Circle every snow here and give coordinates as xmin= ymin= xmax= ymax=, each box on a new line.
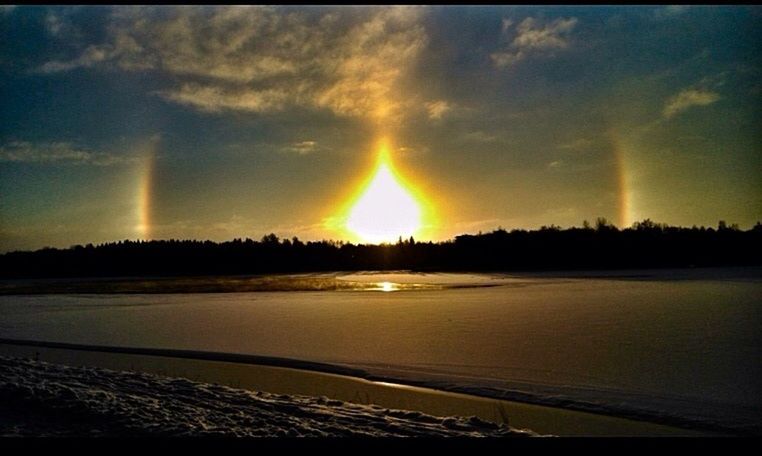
xmin=0 ymin=356 xmax=534 ymax=437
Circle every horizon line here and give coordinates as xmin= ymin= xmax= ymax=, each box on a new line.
xmin=4 ymin=218 xmax=760 ymax=255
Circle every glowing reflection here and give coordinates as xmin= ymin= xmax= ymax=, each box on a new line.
xmin=378 ymin=281 xmax=397 ymax=292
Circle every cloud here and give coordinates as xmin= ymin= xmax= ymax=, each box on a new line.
xmin=38 ymin=6 xmax=428 ymax=122
xmin=557 ymin=138 xmax=595 ymax=152
xmin=460 ymin=131 xmax=499 ymax=143
xmin=653 ymin=6 xmax=690 ymax=20
xmin=500 ymin=18 xmax=513 ymax=33
xmin=0 ymin=141 xmax=138 ymax=166
xmin=282 ymin=141 xmax=319 ymax=155
xmin=491 ymin=16 xmax=578 ymax=68
xmin=512 ymin=17 xmax=577 ymax=50
xmin=38 ymin=45 xmax=112 ymax=73
xmin=662 ymin=88 xmax=721 ymax=119
xmin=45 ymin=12 xmax=64 ymax=36
xmin=394 ymin=144 xmax=430 ymax=157
xmin=424 ymin=100 xmax=452 ymax=120
xmin=157 ymin=84 xmax=289 ymax=113
xmin=491 ymin=52 xmax=524 ymax=68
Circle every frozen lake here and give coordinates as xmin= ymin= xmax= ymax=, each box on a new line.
xmin=1 ymin=268 xmax=760 ymax=434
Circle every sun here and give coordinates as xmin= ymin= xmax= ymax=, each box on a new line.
xmin=336 ymin=139 xmax=432 ymax=244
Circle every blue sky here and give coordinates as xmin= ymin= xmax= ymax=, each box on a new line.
xmin=1 ymin=6 xmax=760 ymax=251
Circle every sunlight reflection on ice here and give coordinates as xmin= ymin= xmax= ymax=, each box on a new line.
xmin=369 ymin=281 xmax=398 ymax=292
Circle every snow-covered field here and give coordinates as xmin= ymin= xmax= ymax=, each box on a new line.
xmin=0 ymin=356 xmax=533 ymax=437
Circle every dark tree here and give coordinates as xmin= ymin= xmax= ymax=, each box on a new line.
xmin=0 ymin=219 xmax=759 ymax=279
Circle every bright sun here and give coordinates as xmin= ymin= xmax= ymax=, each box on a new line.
xmin=344 ymin=141 xmax=426 ymax=244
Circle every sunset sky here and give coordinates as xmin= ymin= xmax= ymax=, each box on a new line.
xmin=1 ymin=5 xmax=760 ymax=251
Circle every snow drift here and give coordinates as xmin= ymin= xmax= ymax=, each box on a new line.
xmin=0 ymin=356 xmax=534 ymax=437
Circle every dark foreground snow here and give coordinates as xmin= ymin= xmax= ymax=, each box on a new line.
xmin=0 ymin=356 xmax=533 ymax=437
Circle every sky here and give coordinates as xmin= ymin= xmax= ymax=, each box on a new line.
xmin=1 ymin=5 xmax=760 ymax=251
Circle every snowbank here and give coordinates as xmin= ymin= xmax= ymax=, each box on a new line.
xmin=0 ymin=356 xmax=533 ymax=437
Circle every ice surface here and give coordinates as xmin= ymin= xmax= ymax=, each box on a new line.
xmin=1 ymin=269 xmax=760 ymax=435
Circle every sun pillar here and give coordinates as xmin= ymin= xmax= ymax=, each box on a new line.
xmin=134 ymin=135 xmax=160 ymax=240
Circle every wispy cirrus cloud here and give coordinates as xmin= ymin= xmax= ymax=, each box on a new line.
xmin=460 ymin=130 xmax=500 ymax=144
xmin=43 ymin=8 xmax=86 ymax=39
xmin=157 ymin=84 xmax=289 ymax=114
xmin=491 ymin=16 xmax=578 ymax=68
xmin=653 ymin=5 xmax=690 ymax=20
xmin=38 ymin=6 xmax=429 ymax=123
xmin=0 ymin=141 xmax=137 ymax=166
xmin=662 ymin=88 xmax=721 ymax=119
xmin=557 ymin=138 xmax=596 ymax=152
xmin=282 ymin=141 xmax=320 ymax=155
xmin=424 ymin=100 xmax=453 ymax=120
xmin=38 ymin=45 xmax=111 ymax=73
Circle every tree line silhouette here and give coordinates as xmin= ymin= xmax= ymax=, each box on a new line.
xmin=1 ymin=218 xmax=760 ymax=279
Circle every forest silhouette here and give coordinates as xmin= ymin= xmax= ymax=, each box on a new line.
xmin=1 ymin=218 xmax=760 ymax=279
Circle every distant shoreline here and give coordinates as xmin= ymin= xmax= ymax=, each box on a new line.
xmin=1 ymin=266 xmax=759 ymax=295
xmin=2 ymin=224 xmax=760 ymax=279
